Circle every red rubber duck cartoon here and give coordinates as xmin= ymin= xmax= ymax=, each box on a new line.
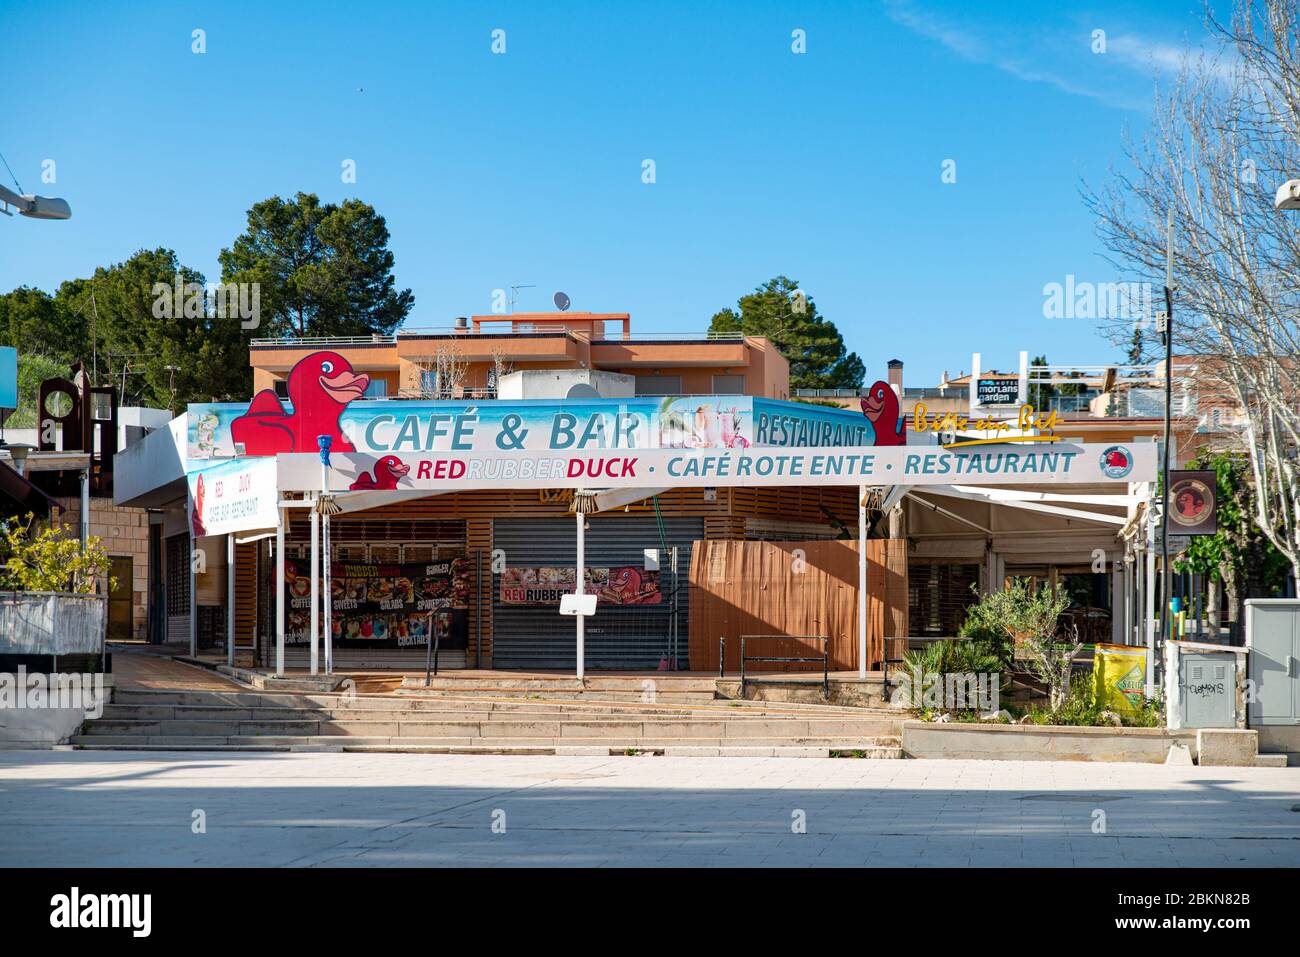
xmin=348 ymin=455 xmax=410 ymax=491
xmin=601 ymin=566 xmax=658 ymax=605
xmin=1105 ymin=448 xmax=1130 ymax=471
xmin=860 ymin=380 xmax=905 ymax=446
xmin=230 ymin=351 xmax=369 ymax=455
xmin=191 ymin=473 xmax=206 ymax=536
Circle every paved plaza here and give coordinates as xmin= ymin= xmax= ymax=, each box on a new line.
xmin=1 ymin=751 xmax=1297 ymax=867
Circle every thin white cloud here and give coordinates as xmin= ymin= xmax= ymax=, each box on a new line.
xmin=882 ymin=0 xmax=1221 ymax=111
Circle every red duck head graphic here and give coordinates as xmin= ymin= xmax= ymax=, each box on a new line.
xmin=860 ymin=381 xmax=895 ymax=423
xmin=290 ymin=352 xmax=370 ymax=411
xmin=1106 ymin=449 xmax=1129 ymax=469
xmin=860 ymin=380 xmax=905 ymax=445
xmin=375 ymin=455 xmax=410 ymax=481
xmin=348 ymin=454 xmax=410 ymax=491
xmin=610 ymin=567 xmax=641 ymax=594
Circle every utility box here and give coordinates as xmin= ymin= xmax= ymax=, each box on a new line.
xmin=1164 ymin=640 xmax=1247 ymax=730
xmin=1179 ymin=652 xmax=1237 ymax=729
xmin=1245 ymin=599 xmax=1300 ymax=726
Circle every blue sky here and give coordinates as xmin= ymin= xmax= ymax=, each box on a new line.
xmin=0 ymin=0 xmax=1222 ymax=386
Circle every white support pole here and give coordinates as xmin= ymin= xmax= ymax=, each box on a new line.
xmin=226 ymin=534 xmax=236 ymax=667
xmin=79 ymin=467 xmax=90 ymax=548
xmin=1145 ymin=508 xmax=1158 ymax=698
xmin=858 ymin=484 xmax=867 ymax=679
xmin=575 ymin=506 xmax=585 ymax=681
xmin=275 ymin=507 xmax=286 ymax=677
xmin=187 ymin=499 xmax=197 ymax=659
xmin=309 ymin=504 xmax=320 ymax=676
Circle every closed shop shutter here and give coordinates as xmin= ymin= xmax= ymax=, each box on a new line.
xmin=908 ymin=562 xmax=980 ymax=637
xmin=492 ymin=514 xmax=703 ymax=669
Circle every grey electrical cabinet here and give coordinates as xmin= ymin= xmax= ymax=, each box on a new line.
xmin=1179 ymin=653 xmax=1236 ymax=729
xmin=1245 ymin=600 xmax=1300 ymax=726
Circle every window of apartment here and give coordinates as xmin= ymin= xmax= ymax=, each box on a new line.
xmin=364 ymin=378 xmax=388 ymax=398
xmin=419 ymin=370 xmax=454 ymax=398
xmin=635 ymin=375 xmax=683 ymax=396
xmin=274 ymin=379 xmax=289 ymax=399
xmin=712 ymin=374 xmax=746 ymax=394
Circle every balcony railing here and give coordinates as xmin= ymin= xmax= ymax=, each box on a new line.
xmin=252 ymin=328 xmax=748 ymax=348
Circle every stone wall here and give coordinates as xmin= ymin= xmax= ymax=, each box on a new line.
xmin=55 ymin=496 xmax=151 ymax=640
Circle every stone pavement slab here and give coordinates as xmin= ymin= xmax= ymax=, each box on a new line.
xmin=0 ymin=751 xmax=1296 ymax=867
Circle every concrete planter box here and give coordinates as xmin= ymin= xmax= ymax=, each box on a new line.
xmin=902 ymin=720 xmax=1198 ymax=764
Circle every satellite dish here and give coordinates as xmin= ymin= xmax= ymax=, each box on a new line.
xmin=566 ymin=383 xmax=599 ymax=399
xmin=553 ymin=291 xmax=571 ymax=311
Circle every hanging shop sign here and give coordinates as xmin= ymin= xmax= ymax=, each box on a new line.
xmin=499 ymin=566 xmax=662 ymax=605
xmin=187 ymin=456 xmax=279 ymax=537
xmin=274 ymin=442 xmax=1157 ymax=493
xmin=186 ymin=352 xmax=898 ymax=463
xmin=283 ymin=557 xmax=470 ymax=649
xmin=1168 ymin=470 xmax=1217 ymax=536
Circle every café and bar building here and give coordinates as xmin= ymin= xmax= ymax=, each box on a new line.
xmin=113 ymin=312 xmax=1156 ymax=676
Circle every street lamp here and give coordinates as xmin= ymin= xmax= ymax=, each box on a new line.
xmin=0 ymin=183 xmax=71 ymax=220
xmin=3 ymin=442 xmax=35 ymax=475
xmin=1275 ymin=179 xmax=1300 ymax=210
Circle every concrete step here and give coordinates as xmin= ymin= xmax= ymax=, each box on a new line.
xmin=403 ymin=675 xmax=721 ymax=692
xmin=100 ymin=699 xmax=882 ymax=721
xmin=82 ymin=715 xmax=903 ymax=739
xmin=397 ymin=687 xmax=721 ymax=703
xmin=70 ymin=735 xmax=903 ymax=756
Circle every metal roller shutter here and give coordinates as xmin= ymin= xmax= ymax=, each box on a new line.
xmin=492 ymin=514 xmax=703 ymax=669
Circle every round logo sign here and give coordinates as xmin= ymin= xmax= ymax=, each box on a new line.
xmin=1099 ymin=445 xmax=1134 ymax=479
xmin=1170 ymin=477 xmax=1213 ymax=527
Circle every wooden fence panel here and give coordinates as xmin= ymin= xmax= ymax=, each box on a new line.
xmin=688 ymin=538 xmax=907 ymax=673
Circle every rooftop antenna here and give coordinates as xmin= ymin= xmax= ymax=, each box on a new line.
xmin=508 ymin=284 xmax=535 ymax=314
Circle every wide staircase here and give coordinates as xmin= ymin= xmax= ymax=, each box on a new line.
xmin=73 ymin=686 xmax=904 ymax=757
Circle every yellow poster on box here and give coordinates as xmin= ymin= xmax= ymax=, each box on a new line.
xmin=1094 ymin=643 xmax=1148 ymax=712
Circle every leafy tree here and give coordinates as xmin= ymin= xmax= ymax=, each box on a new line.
xmin=0 ymin=513 xmax=114 ymax=594
xmin=5 ymin=354 xmax=68 ymax=428
xmin=73 ymin=249 xmax=249 ymax=411
xmin=708 ymin=276 xmax=864 ymax=389
xmin=962 ymin=578 xmax=1080 ymax=710
xmin=1174 ymin=451 xmax=1289 ymax=634
xmin=0 ymin=286 xmax=87 ymax=361
xmin=219 ymin=192 xmax=414 ymax=339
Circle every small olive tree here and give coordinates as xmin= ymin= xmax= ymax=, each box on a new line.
xmin=964 ymin=578 xmax=1080 ymax=710
xmin=0 ymin=514 xmax=115 ymax=594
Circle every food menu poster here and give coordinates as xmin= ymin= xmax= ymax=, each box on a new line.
xmin=283 ymin=557 xmax=470 ymax=649
xmin=499 ymin=566 xmax=662 ymax=606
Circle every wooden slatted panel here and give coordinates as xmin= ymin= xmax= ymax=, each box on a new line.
xmin=688 ymin=538 xmax=908 ymax=673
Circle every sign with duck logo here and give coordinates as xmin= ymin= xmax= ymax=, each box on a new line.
xmin=1099 ymin=445 xmax=1134 ymax=479
xmin=188 ymin=351 xmax=901 ymax=464
xmin=1169 ymin=469 xmax=1217 ymax=535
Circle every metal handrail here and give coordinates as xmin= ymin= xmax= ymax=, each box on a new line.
xmin=718 ymin=635 xmax=725 ymax=678
xmin=739 ymin=635 xmax=829 ymax=700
